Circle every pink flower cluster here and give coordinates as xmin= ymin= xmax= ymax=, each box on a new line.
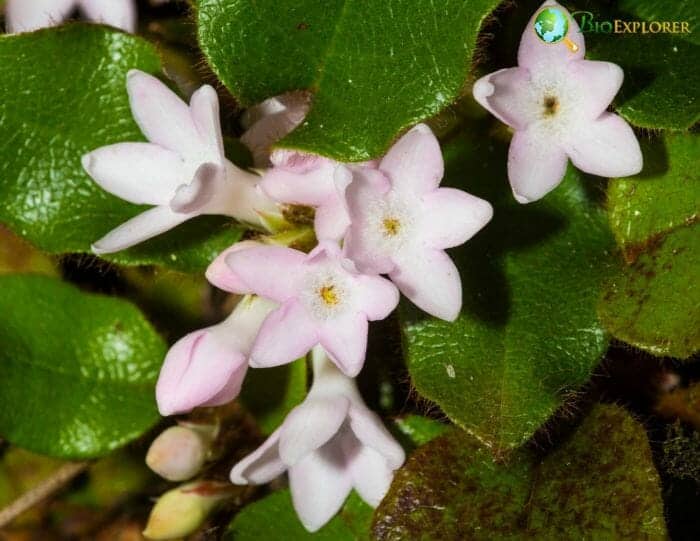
xmin=81 ymin=1 xmax=642 ymax=531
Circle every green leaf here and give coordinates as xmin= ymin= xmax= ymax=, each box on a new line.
xmin=225 ymin=489 xmax=372 ymax=540
xmin=601 ymin=134 xmax=699 ymax=358
xmin=599 ymin=226 xmax=699 ymax=358
xmin=0 ymin=25 xmax=243 ymax=273
xmin=240 ymin=358 xmax=308 ymax=435
xmin=0 ymin=274 xmax=165 ymax=458
xmin=373 ymin=405 xmax=667 ymax=539
xmin=608 ymin=134 xmax=698 ymax=252
xmin=587 ymin=19 xmax=700 ymax=130
xmin=401 ymin=129 xmax=613 ymax=450
xmin=393 ymin=416 xmax=449 ymax=449
xmin=197 ymin=0 xmax=501 ymax=161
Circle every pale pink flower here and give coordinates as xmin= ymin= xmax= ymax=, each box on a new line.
xmin=240 ymin=93 xmax=311 ymax=167
xmin=472 ymin=0 xmax=642 ymax=203
xmin=83 ymin=70 xmax=278 ymax=254
xmin=5 ymin=0 xmax=136 ymax=33
xmin=156 ymin=295 xmax=277 ymax=416
xmin=231 ymin=347 xmax=405 ymax=532
xmin=220 ymin=241 xmax=399 ymax=376
xmin=343 ymin=124 xmax=493 ymax=321
xmin=261 ymin=150 xmax=355 ymax=241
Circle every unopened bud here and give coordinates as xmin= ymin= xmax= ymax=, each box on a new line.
xmin=143 ymin=481 xmax=233 ymax=540
xmin=146 ymin=422 xmax=217 ymax=481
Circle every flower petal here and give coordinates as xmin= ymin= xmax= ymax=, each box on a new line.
xmin=568 ymin=60 xmax=623 ymax=120
xmin=420 ymin=188 xmax=493 ymax=249
xmin=261 ymin=152 xmax=338 ymax=206
xmin=564 ymin=113 xmax=642 ymax=178
xmin=5 ymin=0 xmax=74 ymax=33
xmin=126 ymin=70 xmax=204 ymax=159
xmin=230 ymin=429 xmax=285 ymax=485
xmin=92 ymin=206 xmax=192 ymax=254
xmin=517 ymin=1 xmax=585 ymax=70
xmin=289 ymin=445 xmax=353 ymax=532
xmin=78 ymin=0 xmax=136 ymax=32
xmin=472 ymin=67 xmax=535 ymax=130
xmin=380 ymin=124 xmax=443 ymax=196
xmin=169 ymin=162 xmax=222 ymax=213
xmin=205 ymin=241 xmax=266 ymax=292
xmin=390 ymin=249 xmax=462 ymax=321
xmin=314 ymin=195 xmax=352 ymax=242
xmin=344 ymin=439 xmax=395 ymax=507
xmin=348 ymin=406 xmax=406 ymax=469
xmin=189 ymin=85 xmax=225 ymax=162
xmin=224 ymin=245 xmax=306 ymax=300
xmin=155 ymin=330 xmax=247 ymax=416
xmin=507 ymin=128 xmax=568 ymax=203
xmin=82 ymin=143 xmax=183 ymax=205
xmin=319 ymin=313 xmax=368 ymax=377
xmin=354 ymin=274 xmax=400 ymax=321
xmin=278 ymin=396 xmax=351 ymax=466
xmin=249 ymin=300 xmax=319 ymax=368
xmin=343 ymin=167 xmax=395 ymax=274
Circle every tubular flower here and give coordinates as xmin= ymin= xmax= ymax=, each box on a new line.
xmin=5 ymin=0 xmax=137 ymax=33
xmin=155 ymin=295 xmax=277 ymax=416
xmin=83 ymin=70 xmax=279 ymax=254
xmin=231 ymin=347 xmax=405 ymax=532
xmin=472 ymin=0 xmax=642 ymax=203
xmin=343 ymin=124 xmax=493 ymax=321
xmin=221 ymin=241 xmax=399 ymax=377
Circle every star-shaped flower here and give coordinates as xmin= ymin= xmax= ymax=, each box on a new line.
xmin=231 ymin=347 xmax=405 ymax=532
xmin=155 ymin=294 xmax=277 ymax=416
xmin=83 ymin=70 xmax=279 ymax=254
xmin=472 ymin=0 xmax=642 ymax=203
xmin=219 ymin=241 xmax=399 ymax=376
xmin=343 ymin=124 xmax=493 ymax=321
xmin=5 ymin=0 xmax=137 ymax=33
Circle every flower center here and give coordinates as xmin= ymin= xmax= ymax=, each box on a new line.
xmin=319 ymin=284 xmax=339 ymax=306
xmin=301 ymin=266 xmax=352 ymax=321
xmin=542 ymin=95 xmax=559 ymax=117
xmin=382 ymin=217 xmax=401 ymax=237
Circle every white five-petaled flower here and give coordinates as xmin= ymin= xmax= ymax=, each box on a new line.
xmin=82 ymin=70 xmax=279 ymax=254
xmin=343 ymin=124 xmax=493 ymax=321
xmin=5 ymin=0 xmax=137 ymax=33
xmin=219 ymin=240 xmax=400 ymax=377
xmin=231 ymin=347 xmax=405 ymax=532
xmin=473 ymin=0 xmax=643 ymax=204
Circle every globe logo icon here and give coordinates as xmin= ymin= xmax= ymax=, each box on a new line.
xmin=534 ymin=7 xmax=569 ymax=43
xmin=533 ymin=7 xmax=579 ymax=52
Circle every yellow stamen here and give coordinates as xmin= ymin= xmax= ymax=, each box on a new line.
xmin=319 ymin=285 xmax=339 ymax=306
xmin=382 ymin=217 xmax=401 ymax=236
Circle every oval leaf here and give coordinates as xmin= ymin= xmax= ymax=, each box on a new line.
xmin=601 ymin=134 xmax=700 ymax=358
xmin=197 ymin=0 xmax=502 ymax=160
xmin=374 ymin=405 xmax=667 ymax=539
xmin=0 ymin=274 xmax=166 ymax=458
xmin=401 ymin=130 xmax=613 ymax=450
